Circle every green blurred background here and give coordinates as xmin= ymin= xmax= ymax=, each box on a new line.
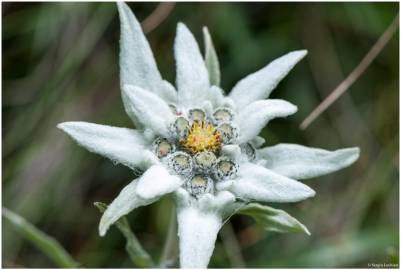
xmin=2 ymin=2 xmax=399 ymax=268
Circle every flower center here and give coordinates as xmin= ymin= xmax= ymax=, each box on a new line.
xmin=181 ymin=121 xmax=221 ymax=153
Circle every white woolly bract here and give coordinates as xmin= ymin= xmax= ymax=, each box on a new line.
xmin=160 ymin=80 xmax=179 ymax=104
xmin=123 ymin=85 xmax=175 ymax=137
xmin=175 ymin=189 xmax=236 ymax=268
xmin=259 ymin=144 xmax=360 ymax=180
xmin=136 ymin=165 xmax=183 ymax=200
xmin=118 ymin=3 xmax=178 ymax=120
xmin=57 ymin=121 xmax=157 ymax=170
xmin=229 ymin=50 xmax=307 ymax=108
xmin=228 ymin=163 xmax=315 ymax=202
xmin=99 ymin=179 xmax=158 ymax=236
xmin=235 ymin=99 xmax=298 ymax=144
xmin=174 ymin=23 xmax=211 ymax=107
xmin=117 ymin=2 xmax=161 ymax=93
xmin=177 ymin=206 xmax=221 ymax=268
xmin=208 ymin=85 xmax=226 ymax=109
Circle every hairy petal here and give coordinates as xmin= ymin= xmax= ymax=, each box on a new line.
xmin=226 ymin=163 xmax=315 ymax=202
xmin=57 ymin=122 xmax=156 ymax=170
xmin=174 ymin=23 xmax=211 ymax=107
xmin=117 ymin=2 xmax=161 ymax=92
xmin=259 ymin=144 xmax=360 ymax=179
xmin=235 ymin=99 xmax=297 ymax=144
xmin=117 ymin=2 xmax=171 ymax=126
xmin=229 ymin=50 xmax=307 ymax=108
xmin=177 ymin=207 xmax=220 ymax=268
xmin=160 ymin=80 xmax=178 ymax=104
xmin=208 ymin=85 xmax=226 ymax=108
xmin=123 ymin=85 xmax=175 ymax=137
xmin=136 ymin=165 xmax=183 ymax=200
xmin=99 ymin=178 xmax=158 ymax=236
xmin=175 ymin=189 xmax=235 ymax=268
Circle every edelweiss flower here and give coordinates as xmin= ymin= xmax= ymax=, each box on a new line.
xmin=58 ymin=3 xmax=360 ymax=268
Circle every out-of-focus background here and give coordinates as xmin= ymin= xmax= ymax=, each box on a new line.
xmin=2 ymin=2 xmax=399 ymax=268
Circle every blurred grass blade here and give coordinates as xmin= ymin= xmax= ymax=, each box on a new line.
xmin=203 ymin=26 xmax=221 ymax=86
xmin=267 ymin=229 xmax=398 ymax=267
xmin=94 ymin=202 xmax=155 ymax=268
xmin=239 ymin=203 xmax=310 ymax=235
xmin=2 ymin=208 xmax=79 ymax=268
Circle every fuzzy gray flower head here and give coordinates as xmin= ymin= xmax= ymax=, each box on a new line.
xmin=58 ymin=2 xmax=360 ymax=268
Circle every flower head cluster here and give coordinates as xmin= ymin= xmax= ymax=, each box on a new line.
xmin=58 ymin=3 xmax=359 ymax=268
xmin=153 ymin=104 xmax=242 ymax=198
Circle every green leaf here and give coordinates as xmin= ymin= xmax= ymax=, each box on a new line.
xmin=238 ymin=203 xmax=310 ymax=235
xmin=94 ymin=202 xmax=155 ymax=268
xmin=2 ymin=208 xmax=79 ymax=268
xmin=203 ymin=26 xmax=221 ymax=87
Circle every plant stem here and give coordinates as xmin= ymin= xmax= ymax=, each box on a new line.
xmin=2 ymin=208 xmax=80 ymax=268
xmin=220 ymin=221 xmax=246 ymax=268
xmin=300 ymin=13 xmax=399 ymax=130
xmin=159 ymin=206 xmax=178 ymax=268
xmin=141 ymin=2 xmax=175 ymax=34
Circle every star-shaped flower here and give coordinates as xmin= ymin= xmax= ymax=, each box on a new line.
xmin=58 ymin=3 xmax=360 ymax=268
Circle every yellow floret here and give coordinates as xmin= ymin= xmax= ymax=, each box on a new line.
xmin=181 ymin=121 xmax=221 ymax=153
